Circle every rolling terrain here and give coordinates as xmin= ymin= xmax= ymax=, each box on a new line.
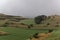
xmin=0 ymin=27 xmax=48 ymax=40
xmin=20 ymin=15 xmax=60 ymax=29
xmin=0 ymin=14 xmax=60 ymax=40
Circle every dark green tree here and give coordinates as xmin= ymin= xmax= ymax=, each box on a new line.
xmin=34 ymin=15 xmax=47 ymax=24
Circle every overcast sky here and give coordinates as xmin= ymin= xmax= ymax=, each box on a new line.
xmin=0 ymin=0 xmax=60 ymax=18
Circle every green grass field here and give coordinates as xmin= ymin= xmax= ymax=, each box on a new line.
xmin=0 ymin=27 xmax=60 ymax=40
xmin=46 ymin=29 xmax=60 ymax=40
xmin=20 ymin=19 xmax=35 ymax=25
xmin=0 ymin=27 xmax=48 ymax=40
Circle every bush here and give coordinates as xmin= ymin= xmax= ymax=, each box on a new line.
xmin=48 ymin=29 xmax=53 ymax=33
xmin=2 ymin=24 xmax=7 ymax=27
xmin=20 ymin=23 xmax=26 ymax=25
xmin=47 ymin=23 xmax=50 ymax=25
xmin=5 ymin=22 xmax=9 ymax=25
xmin=34 ymin=15 xmax=47 ymax=24
xmin=55 ymin=25 xmax=59 ymax=27
xmin=33 ymin=33 xmax=39 ymax=38
xmin=30 ymin=24 xmax=33 ymax=27
xmin=27 ymin=25 xmax=31 ymax=29
xmin=34 ymin=16 xmax=41 ymax=24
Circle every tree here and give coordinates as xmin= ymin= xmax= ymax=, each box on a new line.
xmin=34 ymin=15 xmax=47 ymax=24
xmin=40 ymin=15 xmax=47 ymax=20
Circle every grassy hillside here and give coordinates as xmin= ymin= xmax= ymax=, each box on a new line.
xmin=0 ymin=14 xmax=60 ymax=29
xmin=0 ymin=27 xmax=48 ymax=40
xmin=19 ymin=15 xmax=60 ymax=29
xmin=0 ymin=13 xmax=28 ymax=27
xmin=20 ymin=19 xmax=35 ymax=25
xmin=46 ymin=29 xmax=60 ymax=40
xmin=0 ymin=13 xmax=26 ymax=21
xmin=0 ymin=20 xmax=8 ymax=26
xmin=0 ymin=14 xmax=60 ymax=40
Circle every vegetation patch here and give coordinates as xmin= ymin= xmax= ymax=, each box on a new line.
xmin=0 ymin=31 xmax=9 ymax=36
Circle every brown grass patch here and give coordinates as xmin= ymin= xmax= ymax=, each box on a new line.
xmin=0 ymin=31 xmax=9 ymax=36
xmin=28 ymin=33 xmax=52 ymax=40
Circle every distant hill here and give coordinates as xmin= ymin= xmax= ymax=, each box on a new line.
xmin=0 ymin=13 xmax=28 ymax=27
xmin=0 ymin=13 xmax=60 ymax=29
xmin=20 ymin=15 xmax=60 ymax=29
xmin=0 ymin=13 xmax=27 ymax=20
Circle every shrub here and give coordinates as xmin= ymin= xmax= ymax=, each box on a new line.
xmin=30 ymin=24 xmax=33 ymax=27
xmin=47 ymin=23 xmax=50 ymax=25
xmin=5 ymin=22 xmax=9 ymax=25
xmin=34 ymin=16 xmax=41 ymax=24
xmin=2 ymin=24 xmax=7 ymax=27
xmin=20 ymin=23 xmax=26 ymax=25
xmin=55 ymin=25 xmax=59 ymax=27
xmin=33 ymin=33 xmax=39 ymax=38
xmin=34 ymin=15 xmax=47 ymax=24
xmin=48 ymin=29 xmax=53 ymax=33
xmin=27 ymin=25 xmax=31 ymax=29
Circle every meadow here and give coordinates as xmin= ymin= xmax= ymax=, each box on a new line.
xmin=0 ymin=15 xmax=60 ymax=40
xmin=0 ymin=27 xmax=48 ymax=40
xmin=20 ymin=19 xmax=35 ymax=25
xmin=46 ymin=29 xmax=60 ymax=40
xmin=19 ymin=17 xmax=60 ymax=40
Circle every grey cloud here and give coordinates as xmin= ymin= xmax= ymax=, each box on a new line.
xmin=0 ymin=0 xmax=60 ymax=18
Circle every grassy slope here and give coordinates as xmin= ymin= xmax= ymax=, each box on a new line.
xmin=20 ymin=17 xmax=60 ymax=29
xmin=20 ymin=19 xmax=35 ymax=25
xmin=0 ymin=27 xmax=48 ymax=40
xmin=0 ymin=20 xmax=8 ymax=26
xmin=46 ymin=29 xmax=60 ymax=40
xmin=0 ymin=15 xmax=60 ymax=40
